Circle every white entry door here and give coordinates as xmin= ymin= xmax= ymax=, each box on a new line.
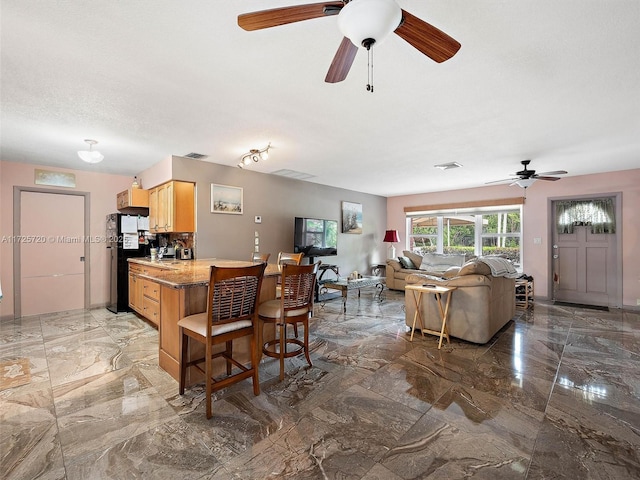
xmin=20 ymin=192 xmax=85 ymax=315
xmin=552 ymin=199 xmax=618 ymax=307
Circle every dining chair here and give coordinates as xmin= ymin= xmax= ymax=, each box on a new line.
xmin=275 ymin=251 xmax=306 ymax=336
xmin=275 ymin=252 xmax=304 ymax=297
xmin=178 ymin=263 xmax=266 ymax=419
xmin=251 ymin=252 xmax=271 ymax=263
xmin=276 ymin=252 xmax=304 ymax=266
xmin=258 ymin=262 xmax=319 ymax=381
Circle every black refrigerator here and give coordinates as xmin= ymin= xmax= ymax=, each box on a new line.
xmin=106 ymin=213 xmax=148 ymax=313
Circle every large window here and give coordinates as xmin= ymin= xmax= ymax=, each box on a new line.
xmin=407 ymin=206 xmax=522 ymax=267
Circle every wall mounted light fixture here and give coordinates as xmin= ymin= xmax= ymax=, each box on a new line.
xmin=78 ymin=139 xmax=104 ymax=164
xmin=238 ymin=143 xmax=271 ymax=168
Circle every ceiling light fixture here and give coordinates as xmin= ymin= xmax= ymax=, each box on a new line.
xmin=338 ymin=0 xmax=402 ymax=92
xmin=237 ymin=143 xmax=271 ymax=169
xmin=511 ymin=178 xmax=536 ymax=188
xmin=77 ymin=139 xmax=104 ymax=164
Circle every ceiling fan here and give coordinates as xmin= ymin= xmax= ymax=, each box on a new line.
xmin=237 ymin=0 xmax=461 ymax=88
xmin=486 ymin=160 xmax=568 ymax=189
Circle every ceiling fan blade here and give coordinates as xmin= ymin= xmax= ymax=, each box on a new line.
xmin=485 ymin=178 xmax=516 ymax=185
xmin=238 ymin=2 xmax=343 ymax=31
xmin=536 ymin=170 xmax=568 ymax=176
xmin=325 ymin=37 xmax=358 ymax=83
xmin=533 ymin=176 xmax=562 ymax=181
xmin=394 ymin=10 xmax=461 ymax=63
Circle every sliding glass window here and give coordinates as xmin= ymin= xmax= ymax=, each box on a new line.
xmin=407 ymin=206 xmax=522 ymax=267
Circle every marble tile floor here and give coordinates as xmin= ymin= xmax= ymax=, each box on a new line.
xmin=1 ymin=290 xmax=639 ymax=479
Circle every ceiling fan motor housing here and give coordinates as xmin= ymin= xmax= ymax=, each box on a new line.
xmin=338 ymin=0 xmax=402 ymax=48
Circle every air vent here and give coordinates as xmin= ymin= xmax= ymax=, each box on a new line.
xmin=434 ymin=162 xmax=463 ymax=170
xmin=183 ymin=152 xmax=208 ymax=159
xmin=271 ymin=169 xmax=315 ymax=180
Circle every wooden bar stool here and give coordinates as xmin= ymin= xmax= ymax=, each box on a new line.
xmin=178 ymin=263 xmax=266 ymax=419
xmin=258 ymin=262 xmax=319 ymax=381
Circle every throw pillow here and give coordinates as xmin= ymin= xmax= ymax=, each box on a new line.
xmin=398 ymin=256 xmax=417 ymax=269
xmin=443 ymin=266 xmax=461 ymax=278
xmin=403 ymin=250 xmax=423 ymax=269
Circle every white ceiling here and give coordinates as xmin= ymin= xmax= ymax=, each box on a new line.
xmin=2 ymin=1 xmax=639 ymax=197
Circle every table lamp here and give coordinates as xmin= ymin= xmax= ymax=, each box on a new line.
xmin=383 ymin=229 xmax=400 ymax=259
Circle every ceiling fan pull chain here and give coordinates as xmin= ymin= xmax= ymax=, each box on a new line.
xmin=366 ymin=43 xmax=374 ymax=93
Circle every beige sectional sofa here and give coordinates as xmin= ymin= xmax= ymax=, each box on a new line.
xmin=388 ymin=251 xmax=517 ymax=344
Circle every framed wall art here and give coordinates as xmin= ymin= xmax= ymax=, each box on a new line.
xmin=211 ymin=184 xmax=243 ymax=214
xmin=34 ymin=169 xmax=76 ymax=188
xmin=342 ymin=201 xmax=362 ymax=234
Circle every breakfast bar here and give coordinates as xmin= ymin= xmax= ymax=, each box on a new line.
xmin=128 ymin=258 xmax=280 ymax=385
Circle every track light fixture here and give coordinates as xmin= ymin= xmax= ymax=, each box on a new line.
xmin=78 ymin=139 xmax=104 ymax=164
xmin=238 ymin=143 xmax=271 ymax=168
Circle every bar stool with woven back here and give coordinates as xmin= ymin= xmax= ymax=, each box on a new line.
xmin=275 ymin=252 xmax=305 ymax=336
xmin=177 ymin=263 xmax=266 ymax=419
xmin=251 ymin=252 xmax=271 ymax=263
xmin=258 ymin=262 xmax=319 ymax=381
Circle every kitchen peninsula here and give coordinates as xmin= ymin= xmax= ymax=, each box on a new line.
xmin=128 ymin=258 xmax=280 ymax=384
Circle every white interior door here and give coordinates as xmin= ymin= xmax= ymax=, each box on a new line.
xmin=20 ymin=192 xmax=85 ymax=315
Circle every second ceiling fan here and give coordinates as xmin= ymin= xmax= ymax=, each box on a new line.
xmin=237 ymin=0 xmax=461 ymax=88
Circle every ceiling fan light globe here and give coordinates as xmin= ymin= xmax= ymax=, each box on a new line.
xmin=78 ymin=150 xmax=104 ymax=164
xmin=512 ymin=178 xmax=536 ymax=188
xmin=338 ymin=0 xmax=402 ymax=48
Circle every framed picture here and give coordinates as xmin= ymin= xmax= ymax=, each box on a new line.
xmin=34 ymin=169 xmax=76 ymax=188
xmin=211 ymin=184 xmax=243 ymax=214
xmin=342 ymin=201 xmax=362 ymax=234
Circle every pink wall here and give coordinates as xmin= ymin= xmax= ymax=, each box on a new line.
xmin=387 ymin=169 xmax=640 ymax=309
xmin=0 ymin=161 xmax=136 ymax=318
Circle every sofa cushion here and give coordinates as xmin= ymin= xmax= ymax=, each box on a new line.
xmin=443 ymin=266 xmax=461 ymax=278
xmin=403 ymin=250 xmax=424 ymax=269
xmin=419 ymin=253 xmax=466 ymax=273
xmin=387 ymin=259 xmax=402 ymax=271
xmin=405 ymin=273 xmax=445 ymax=285
xmin=398 ymin=256 xmax=417 ymax=269
xmin=459 ymin=260 xmax=492 ymax=276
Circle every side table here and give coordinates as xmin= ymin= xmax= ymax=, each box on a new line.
xmin=405 ymin=284 xmax=457 ymax=349
xmin=515 ymin=276 xmax=534 ymax=309
xmin=370 ymin=263 xmax=386 ymax=276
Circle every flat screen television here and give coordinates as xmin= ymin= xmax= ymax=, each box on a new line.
xmin=294 ymin=217 xmax=338 ymax=258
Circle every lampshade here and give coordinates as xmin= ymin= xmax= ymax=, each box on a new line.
xmin=78 ymin=139 xmax=104 ymax=164
xmin=338 ymin=0 xmax=402 ymax=48
xmin=383 ymin=229 xmax=400 ymax=243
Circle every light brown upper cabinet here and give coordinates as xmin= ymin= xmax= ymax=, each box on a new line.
xmin=117 ymin=188 xmax=149 ymax=210
xmin=148 ymin=180 xmax=195 ymax=233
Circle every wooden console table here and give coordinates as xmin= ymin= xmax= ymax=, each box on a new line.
xmin=405 ymin=284 xmax=456 ymax=349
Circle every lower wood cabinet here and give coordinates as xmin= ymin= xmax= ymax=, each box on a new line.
xmin=128 ymin=273 xmax=144 ymax=314
xmin=128 ymin=263 xmax=163 ymax=325
xmin=141 ymin=278 xmax=160 ymax=326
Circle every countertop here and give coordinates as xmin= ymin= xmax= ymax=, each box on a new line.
xmin=128 ymin=257 xmax=281 ymax=289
